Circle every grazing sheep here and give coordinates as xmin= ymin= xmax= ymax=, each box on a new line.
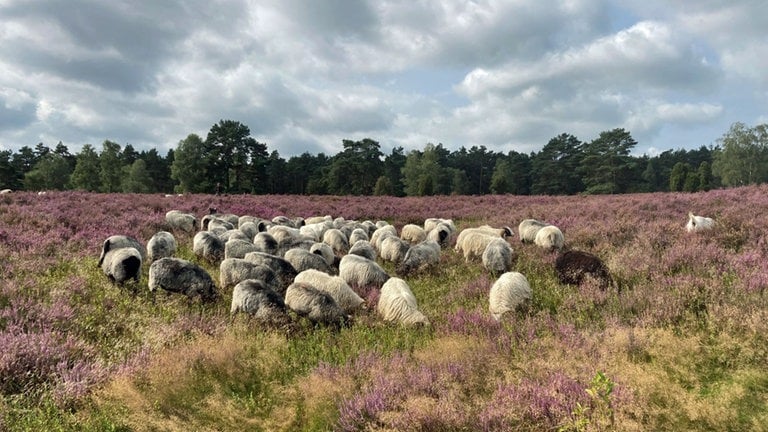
xmin=400 ymin=224 xmax=427 ymax=244
xmin=284 ymin=282 xmax=349 ymax=327
xmin=219 ymin=229 xmax=250 ymax=243
xmin=268 ymin=225 xmax=303 ymax=244
xmin=377 ymin=277 xmax=429 ymax=326
xmin=489 ymin=272 xmax=532 ymax=321
xmin=201 ymin=215 xmax=234 ymax=232
xmin=397 ymin=240 xmax=441 ymax=277
xmin=455 ymin=231 xmax=507 ymax=262
xmin=323 ymin=228 xmax=350 ymax=256
xmin=148 ymin=257 xmax=218 ymax=301
xmin=243 ymin=251 xmax=298 ymax=293
xmin=147 ymin=231 xmax=177 ymax=262
xmin=230 ymin=279 xmax=290 ymax=324
xmin=165 ymin=210 xmax=197 ymax=233
xmin=482 ymin=237 xmax=515 ymax=276
xmin=534 ymin=225 xmax=565 ymax=251
xmin=518 ymin=219 xmax=549 ymax=244
xmin=310 ymin=242 xmax=336 ymax=267
xmin=225 ymin=238 xmax=261 ymax=259
xmin=238 ymin=221 xmax=261 ymax=241
xmin=101 ymin=247 xmax=142 ymax=284
xmin=686 ymin=212 xmax=715 ymax=233
xmin=339 ymin=254 xmax=390 ymax=289
xmin=238 ymin=215 xmax=262 ymax=227
xmin=348 ymin=240 xmax=377 ymax=262
xmin=555 ymin=250 xmax=614 ymax=290
xmin=300 ymin=221 xmax=333 ymax=241
xmin=379 ymin=235 xmax=410 ymax=264
xmin=304 ymin=215 xmax=333 ymax=225
xmin=219 ymin=258 xmax=280 ymax=293
xmin=193 ymin=231 xmax=225 ymax=264
xmin=284 ymin=248 xmax=336 ymax=275
xmin=371 ymin=224 xmax=398 ymax=251
xmin=424 ymin=218 xmax=456 ymax=235
xmin=348 ymin=228 xmax=370 ymax=245
xmin=98 ymin=235 xmax=146 ymax=267
xmin=456 ymin=225 xmax=514 ymax=244
xmin=294 ymin=269 xmax=365 ymax=313
xmin=253 ymin=232 xmax=279 ymax=255
xmin=426 ymin=222 xmax=453 ymax=248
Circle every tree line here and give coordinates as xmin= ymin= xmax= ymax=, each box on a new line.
xmin=1 ymin=120 xmax=766 ymax=196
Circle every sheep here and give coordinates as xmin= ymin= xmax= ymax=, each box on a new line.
xmin=230 ymin=279 xmax=290 ymax=325
xmin=148 ymin=257 xmax=218 ymax=301
xmin=0 ymin=188 xmax=11 ymax=194
xmin=426 ymin=222 xmax=453 ymax=248
xmin=489 ymin=272 xmax=532 ymax=321
xmin=165 ymin=210 xmax=197 ymax=233
xmin=400 ymin=224 xmax=427 ymax=244
xmin=304 ymin=215 xmax=333 ymax=225
xmin=518 ymin=219 xmax=549 ymax=244
xmin=98 ymin=235 xmax=146 ymax=266
xmin=101 ymin=247 xmax=142 ymax=284
xmin=272 ymin=215 xmax=304 ymax=228
xmin=534 ymin=225 xmax=565 ymax=251
xmin=455 ymin=231 xmax=507 ymax=262
xmin=147 ymin=231 xmax=177 ymax=262
xmin=238 ymin=215 xmax=263 ymax=227
xmin=686 ymin=212 xmax=715 ymax=232
xmin=238 ymin=221 xmax=261 ymax=241
xmin=377 ymin=277 xmax=429 ymax=326
xmin=219 ymin=229 xmax=250 ymax=243
xmin=339 ymin=254 xmax=390 ymax=290
xmin=371 ymin=224 xmax=398 ymax=251
xmin=284 ymin=248 xmax=336 ymax=275
xmin=201 ymin=215 xmax=234 ymax=232
xmin=310 ymin=242 xmax=336 ymax=267
xmin=225 ymin=238 xmax=261 ymax=259
xmin=348 ymin=228 xmax=370 ymax=245
xmin=253 ymin=232 xmax=279 ymax=255
xmin=348 ymin=239 xmax=377 ymax=262
xmin=243 ymin=251 xmax=298 ymax=293
xmin=379 ymin=235 xmax=410 ymax=264
xmin=300 ymin=221 xmax=333 ymax=241
xmin=322 ymin=228 xmax=350 ymax=256
xmin=294 ymin=269 xmax=365 ymax=314
xmin=555 ymin=250 xmax=614 ymax=290
xmin=193 ymin=231 xmax=225 ymax=264
xmin=482 ymin=237 xmax=515 ymax=276
xmin=424 ymin=218 xmax=456 ymax=235
xmin=268 ymin=225 xmax=303 ymax=244
xmin=397 ymin=240 xmax=441 ymax=277
xmin=284 ymin=282 xmax=349 ymax=327
xmin=219 ymin=258 xmax=280 ymax=293
xmin=455 ymin=225 xmax=513 ymax=249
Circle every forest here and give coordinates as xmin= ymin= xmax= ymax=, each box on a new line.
xmin=1 ymin=120 xmax=766 ymax=196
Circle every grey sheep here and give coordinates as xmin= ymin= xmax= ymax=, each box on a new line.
xmin=148 ymin=257 xmax=218 ymax=301
xmin=225 ymin=238 xmax=261 ymax=259
xmin=518 ymin=219 xmax=549 ymax=244
xmin=397 ymin=239 xmax=441 ymax=277
xmin=237 ymin=221 xmax=261 ymax=242
xmin=322 ymin=228 xmax=350 ymax=256
xmin=426 ymin=222 xmax=453 ymax=248
xmin=243 ymin=251 xmax=298 ymax=294
xmin=284 ymin=248 xmax=337 ymax=275
xmin=348 ymin=228 xmax=370 ymax=245
xmin=489 ymin=272 xmax=531 ymax=321
xmin=230 ymin=279 xmax=290 ymax=324
xmin=219 ymin=258 xmax=280 ymax=293
xmin=379 ymin=235 xmax=410 ymax=264
xmin=165 ymin=210 xmax=197 ymax=233
xmin=294 ymin=269 xmax=365 ymax=314
xmin=193 ymin=231 xmax=225 ymax=264
xmin=284 ymin=282 xmax=349 ymax=327
xmin=201 ymin=214 xmax=234 ymax=232
xmin=147 ymin=231 xmax=177 ymax=262
xmin=482 ymin=237 xmax=515 ymax=276
xmin=424 ymin=218 xmax=456 ymax=235
xmin=339 ymin=254 xmax=390 ymax=289
xmin=348 ymin=239 xmax=377 ymax=262
xmin=377 ymin=277 xmax=429 ymax=326
xmin=253 ymin=232 xmax=279 ymax=255
xmin=98 ymin=235 xmax=146 ymax=266
xmin=101 ymin=247 xmax=142 ymax=284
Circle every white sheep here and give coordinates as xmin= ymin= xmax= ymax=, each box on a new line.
xmin=284 ymin=282 xmax=350 ymax=327
xmin=377 ymin=277 xmax=429 ymax=326
xmin=371 ymin=224 xmax=398 ymax=251
xmin=219 ymin=258 xmax=280 ymax=293
xmin=149 ymin=257 xmax=218 ymax=301
xmin=686 ymin=212 xmax=715 ymax=232
xmin=489 ymin=272 xmax=532 ymax=321
xmin=225 ymin=238 xmax=261 ymax=259
xmin=534 ymin=225 xmax=565 ymax=251
xmin=219 ymin=229 xmax=250 ymax=243
xmin=397 ymin=239 xmax=441 ymax=277
xmin=400 ymin=224 xmax=427 ymax=244
xmin=348 ymin=228 xmax=370 ymax=245
xmin=284 ymin=248 xmax=336 ymax=275
xmin=202 ymin=215 xmax=235 ymax=232
xmin=303 ymin=215 xmax=333 ymax=225
xmin=147 ymin=231 xmax=177 ymax=262
xmin=482 ymin=237 xmax=515 ymax=276
xmin=322 ymin=228 xmax=350 ymax=256
xmin=294 ymin=269 xmax=365 ymax=314
xmin=339 ymin=254 xmax=390 ymax=289
xmin=518 ymin=219 xmax=549 ymax=244
xmin=300 ymin=220 xmax=333 ymax=241
xmin=230 ymin=279 xmax=290 ymax=324
xmin=0 ymin=188 xmax=11 ymax=194
xmin=348 ymin=239 xmax=377 ymax=262
xmin=193 ymin=231 xmax=225 ymax=264
xmin=165 ymin=210 xmax=197 ymax=233
xmin=455 ymin=231 xmax=506 ymax=262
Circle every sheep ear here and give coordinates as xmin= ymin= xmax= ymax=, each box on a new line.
xmin=97 ymin=239 xmax=111 ymax=266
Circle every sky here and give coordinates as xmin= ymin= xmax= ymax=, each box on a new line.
xmin=0 ymin=0 xmax=766 ymax=159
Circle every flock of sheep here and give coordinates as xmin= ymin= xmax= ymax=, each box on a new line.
xmin=98 ymin=207 xmax=716 ymax=329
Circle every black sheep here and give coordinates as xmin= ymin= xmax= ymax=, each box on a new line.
xmin=555 ymin=250 xmax=614 ymax=290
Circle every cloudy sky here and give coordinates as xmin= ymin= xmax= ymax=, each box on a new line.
xmin=0 ymin=1 xmax=766 ymax=158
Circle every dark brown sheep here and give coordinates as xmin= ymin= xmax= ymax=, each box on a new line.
xmin=555 ymin=250 xmax=614 ymax=290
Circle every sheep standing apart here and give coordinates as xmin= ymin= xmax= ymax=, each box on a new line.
xmin=379 ymin=235 xmax=410 ymax=264
xmin=225 ymin=238 xmax=261 ymax=259
xmin=193 ymin=231 xmax=225 ymax=264
xmin=348 ymin=240 xmax=377 ymax=262
xmin=98 ymin=235 xmax=147 ymax=266
xmin=165 ymin=210 xmax=197 ymax=233
xmin=455 ymin=231 xmax=506 ymax=262
xmin=377 ymin=277 xmax=429 ymax=326
xmin=339 ymin=254 xmax=390 ymax=290
xmin=489 ymin=272 xmax=532 ymax=321
xmin=323 ymin=228 xmax=350 ymax=256
xmin=284 ymin=282 xmax=349 ymax=327
xmin=534 ymin=225 xmax=565 ymax=251
xmin=148 ymin=257 xmax=218 ymax=301
xmin=482 ymin=237 xmax=515 ymax=276
xmin=518 ymin=219 xmax=549 ymax=244
xmin=219 ymin=258 xmax=280 ymax=293
xmin=555 ymin=250 xmax=614 ymax=290
xmin=294 ymin=269 xmax=365 ymax=314
xmin=400 ymin=224 xmax=427 ymax=244
xmin=284 ymin=248 xmax=336 ymax=275
xmin=101 ymin=247 xmax=142 ymax=284
xmin=686 ymin=212 xmax=715 ymax=233
xmin=147 ymin=231 xmax=177 ymax=262
xmin=243 ymin=252 xmax=298 ymax=293
xmin=230 ymin=279 xmax=290 ymax=325
xmin=253 ymin=232 xmax=279 ymax=255
xmin=397 ymin=240 xmax=441 ymax=277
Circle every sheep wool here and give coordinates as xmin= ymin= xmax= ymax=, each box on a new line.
xmin=147 ymin=231 xmax=177 ymax=262
xmin=165 ymin=210 xmax=197 ymax=233
xmin=339 ymin=254 xmax=390 ymax=289
xmin=98 ymin=235 xmax=146 ymax=266
xmin=243 ymin=252 xmax=298 ymax=293
xmin=455 ymin=231 xmax=504 ymax=262
xmin=377 ymin=277 xmax=429 ymax=326
xmin=253 ymin=232 xmax=279 ymax=255
xmin=310 ymin=242 xmax=336 ymax=267
xmin=284 ymin=282 xmax=349 ymax=327
xmin=149 ymin=257 xmax=218 ymax=301
xmin=489 ymin=272 xmax=532 ymax=321
xmin=294 ymin=269 xmax=365 ymax=313
xmin=322 ymin=228 xmax=350 ymax=256
xmin=555 ymin=250 xmax=614 ymax=290
xmin=379 ymin=235 xmax=410 ymax=264
xmin=533 ymin=225 xmax=565 ymax=251
xmin=224 ymin=238 xmax=261 ymax=260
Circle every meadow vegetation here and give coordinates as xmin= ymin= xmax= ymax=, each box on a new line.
xmin=1 ymin=187 xmax=767 ymax=431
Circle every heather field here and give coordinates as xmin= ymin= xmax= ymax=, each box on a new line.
xmin=1 ymin=187 xmax=767 ymax=431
